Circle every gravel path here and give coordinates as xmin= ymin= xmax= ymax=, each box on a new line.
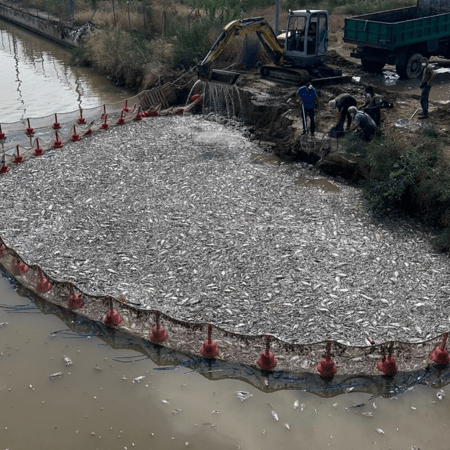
xmin=1 ymin=115 xmax=450 ymax=345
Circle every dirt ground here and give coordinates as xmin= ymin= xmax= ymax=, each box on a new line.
xmin=220 ymin=43 xmax=450 ymax=173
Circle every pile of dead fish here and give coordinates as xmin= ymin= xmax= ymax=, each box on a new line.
xmin=1 ymin=115 xmax=449 ymax=345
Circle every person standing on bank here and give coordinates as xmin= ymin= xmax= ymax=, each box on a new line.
xmin=297 ymin=82 xmax=317 ymax=136
xmin=419 ymin=59 xmax=435 ymax=119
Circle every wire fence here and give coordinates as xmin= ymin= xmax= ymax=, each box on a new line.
xmin=4 ymin=0 xmax=202 ymax=36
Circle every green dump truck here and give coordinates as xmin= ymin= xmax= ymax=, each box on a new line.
xmin=343 ymin=0 xmax=450 ymax=78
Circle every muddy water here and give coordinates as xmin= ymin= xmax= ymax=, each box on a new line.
xmin=357 ymin=64 xmax=450 ymax=102
xmin=0 ymin=18 xmax=131 ymax=123
xmin=1 ymin=272 xmax=450 ymax=449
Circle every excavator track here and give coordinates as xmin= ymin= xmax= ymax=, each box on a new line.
xmin=260 ymin=65 xmax=351 ymax=86
xmin=260 ymin=65 xmax=310 ymax=85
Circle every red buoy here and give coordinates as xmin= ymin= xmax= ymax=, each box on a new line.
xmin=150 ymin=311 xmax=168 ymax=343
xmin=68 ymin=287 xmax=85 ymax=310
xmin=134 ymin=107 xmax=142 ymax=121
xmin=84 ymin=127 xmax=93 ymax=136
xmin=34 ymin=138 xmax=43 ymax=156
xmin=175 ymin=108 xmax=184 ymax=115
xmin=100 ymin=115 xmax=109 ymax=130
xmin=36 ymin=267 xmax=52 ymax=294
xmin=122 ymin=100 xmax=130 ymax=113
xmin=200 ymin=324 xmax=219 ymax=358
xmin=0 ymin=124 xmax=5 ymax=140
xmin=101 ymin=105 xmax=107 ymax=120
xmin=103 ymin=298 xmax=123 ymax=327
xmin=0 ymin=161 xmax=9 ymax=174
xmin=12 ymin=145 xmax=24 ymax=164
xmin=148 ymin=110 xmax=158 ymax=117
xmin=54 ymin=131 xmax=63 ymax=149
xmin=11 ymin=258 xmax=29 ymax=277
xmin=257 ymin=335 xmax=277 ymax=371
xmin=26 ymin=118 xmax=34 ymax=135
xmin=316 ymin=340 xmax=337 ymax=379
xmin=77 ymin=108 xmax=86 ymax=125
xmin=71 ymin=125 xmax=81 ymax=142
xmin=190 ymin=93 xmax=202 ymax=105
xmin=117 ymin=110 xmax=125 ymax=125
xmin=430 ymin=333 xmax=450 ymax=367
xmin=377 ymin=341 xmax=398 ymax=376
xmin=52 ymin=113 xmax=61 ymax=130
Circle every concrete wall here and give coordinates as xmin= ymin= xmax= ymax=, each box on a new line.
xmin=0 ymin=4 xmax=82 ymax=48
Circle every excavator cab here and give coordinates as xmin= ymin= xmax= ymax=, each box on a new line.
xmin=280 ymin=10 xmax=328 ymax=67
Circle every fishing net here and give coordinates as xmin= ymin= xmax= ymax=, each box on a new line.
xmin=0 ymin=83 xmax=179 ymax=159
xmin=1 ymin=237 xmax=449 ymax=384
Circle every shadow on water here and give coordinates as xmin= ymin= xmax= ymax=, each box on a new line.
xmin=5 ymin=270 xmax=450 ymax=399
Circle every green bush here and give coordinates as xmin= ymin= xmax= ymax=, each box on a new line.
xmin=172 ymin=21 xmax=218 ymax=69
xmin=358 ymin=129 xmax=450 ymax=252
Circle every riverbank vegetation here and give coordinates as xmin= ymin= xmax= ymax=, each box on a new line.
xmin=355 ymin=127 xmax=450 ymax=252
xmin=16 ymin=0 xmax=415 ymax=88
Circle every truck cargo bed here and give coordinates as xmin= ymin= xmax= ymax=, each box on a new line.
xmin=344 ymin=6 xmax=450 ymax=49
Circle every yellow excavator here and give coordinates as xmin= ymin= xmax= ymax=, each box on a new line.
xmin=197 ymin=11 xmax=348 ymax=85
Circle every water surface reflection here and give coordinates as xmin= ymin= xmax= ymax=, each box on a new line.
xmin=0 ymin=18 xmax=132 ymax=122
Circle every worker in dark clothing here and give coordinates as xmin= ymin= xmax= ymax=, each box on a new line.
xmin=297 ymin=82 xmax=317 ymax=136
xmin=328 ymin=93 xmax=357 ymax=131
xmin=419 ymin=59 xmax=435 ymax=118
xmin=362 ymin=86 xmax=383 ymax=126
xmin=348 ymin=106 xmax=377 ymax=142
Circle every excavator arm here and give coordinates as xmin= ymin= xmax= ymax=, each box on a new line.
xmin=197 ymin=17 xmax=284 ymax=84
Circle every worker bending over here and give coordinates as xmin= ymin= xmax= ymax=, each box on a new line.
xmin=348 ymin=106 xmax=377 ymax=142
xmin=328 ymin=93 xmax=357 ymax=131
xmin=297 ymin=82 xmax=317 ymax=136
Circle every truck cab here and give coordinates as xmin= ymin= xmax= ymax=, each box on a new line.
xmin=277 ymin=10 xmax=329 ymax=67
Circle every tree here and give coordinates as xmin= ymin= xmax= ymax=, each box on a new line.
xmin=188 ymin=0 xmax=246 ymax=24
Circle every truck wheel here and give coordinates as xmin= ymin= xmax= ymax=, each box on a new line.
xmin=397 ymin=53 xmax=423 ymax=79
xmin=361 ymin=59 xmax=385 ymax=73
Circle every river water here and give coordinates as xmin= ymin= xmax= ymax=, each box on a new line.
xmin=0 ymin=18 xmax=130 ymax=123
xmin=0 ymin=19 xmax=450 ymax=450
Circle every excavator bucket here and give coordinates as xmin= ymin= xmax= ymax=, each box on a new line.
xmin=210 ymin=70 xmax=240 ymax=85
xmin=200 ymin=69 xmax=240 ymax=85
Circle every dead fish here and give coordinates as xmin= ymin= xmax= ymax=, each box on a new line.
xmin=63 ymin=355 xmax=73 ymax=366
xmin=235 ymin=391 xmax=252 ymax=401
xmin=346 ymin=403 xmax=365 ymax=410
xmin=133 ymin=376 xmax=146 ymax=384
xmin=271 ymin=410 xmax=279 ymax=421
xmin=49 ymin=372 xmax=63 ymax=379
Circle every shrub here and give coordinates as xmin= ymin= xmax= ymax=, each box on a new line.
xmin=172 ymin=21 xmax=219 ymax=69
xmin=358 ymin=127 xmax=450 ymax=252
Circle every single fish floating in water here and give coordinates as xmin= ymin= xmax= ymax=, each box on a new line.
xmin=49 ymin=372 xmax=63 ymax=379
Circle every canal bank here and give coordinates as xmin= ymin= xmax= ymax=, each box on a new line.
xmin=0 ymin=0 xmax=86 ymax=47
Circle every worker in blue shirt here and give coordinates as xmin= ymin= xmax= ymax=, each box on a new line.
xmin=297 ymin=82 xmax=317 ymax=136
